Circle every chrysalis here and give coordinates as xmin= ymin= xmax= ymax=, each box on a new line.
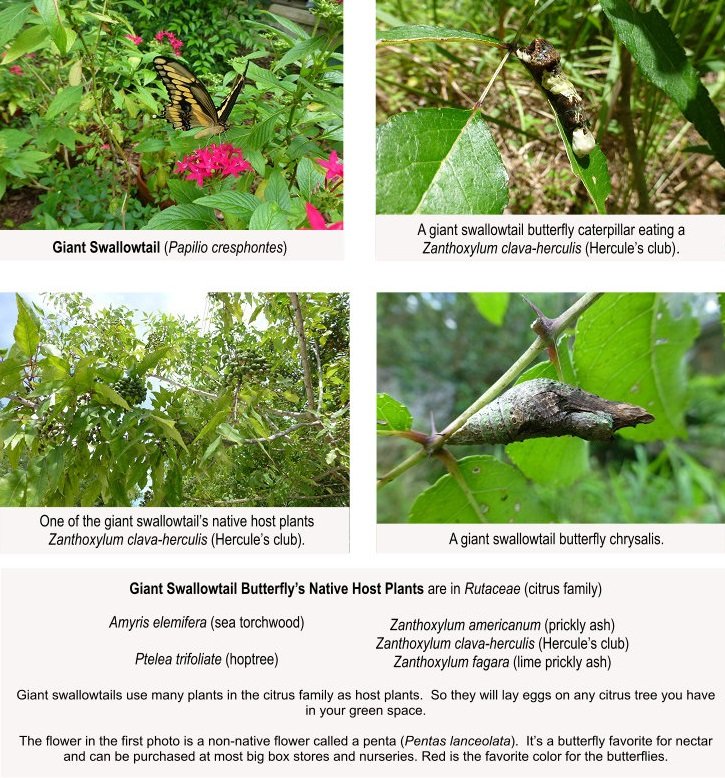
xmin=447 ymin=379 xmax=653 ymax=445
xmin=512 ymin=38 xmax=596 ymax=158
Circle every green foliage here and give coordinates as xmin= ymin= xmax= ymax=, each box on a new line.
xmin=378 ymin=293 xmax=724 ymax=523
xmin=1 ymin=0 xmax=343 ymax=229
xmin=377 ymin=394 xmax=413 ymax=433
xmin=410 ymin=455 xmax=551 ymax=523
xmin=600 ymin=0 xmax=725 ymax=167
xmin=469 ymin=293 xmax=509 ymax=327
xmin=376 ymin=0 xmax=725 ymax=213
xmin=376 ymin=108 xmax=509 ymax=214
xmin=0 ymin=293 xmax=349 ymax=507
xmin=574 ymin=294 xmax=700 ymax=441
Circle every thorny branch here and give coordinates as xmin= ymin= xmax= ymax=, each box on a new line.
xmin=377 ymin=292 xmax=604 ymax=488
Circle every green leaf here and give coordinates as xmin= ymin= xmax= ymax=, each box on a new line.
xmin=93 ymin=383 xmax=131 ymax=410
xmin=554 ymin=113 xmax=610 ymax=213
xmin=217 ymin=422 xmax=247 ymax=444
xmin=296 ymin=157 xmax=324 ymax=200
xmin=149 ymin=415 xmax=189 ymax=452
xmin=194 ymin=191 xmax=258 ymax=219
xmin=601 ymin=0 xmax=725 ymax=166
xmin=377 ymin=24 xmax=501 ymax=47
xmin=35 ymin=0 xmax=67 ymax=54
xmin=13 ymin=294 xmax=40 ymax=356
xmin=264 ymin=169 xmax=292 ymax=211
xmin=249 ymin=201 xmax=288 ymax=230
xmin=0 ymin=353 xmax=25 ymax=396
xmin=192 ymin=410 xmax=230 ymax=444
xmin=574 ymin=293 xmax=700 ymax=441
xmin=0 ymin=470 xmax=28 ymax=506
xmin=410 ymin=455 xmax=551 ymax=522
xmin=200 ymin=435 xmax=222 ymax=465
xmin=135 ymin=346 xmax=172 ymax=375
xmin=3 ymin=23 xmax=48 ymax=62
xmin=36 ymin=447 xmax=65 ymax=497
xmin=376 ymin=108 xmax=508 ymax=214
xmin=133 ymin=84 xmax=158 ymax=113
xmin=0 ymin=129 xmax=31 ymax=151
xmin=244 ymin=108 xmax=285 ymax=151
xmin=507 ymin=436 xmax=589 ymax=487
xmin=277 ymin=35 xmax=324 ymax=69
xmin=167 ymin=178 xmax=200 ymax=204
xmin=0 ymin=4 xmax=31 ymax=48
xmin=377 ymin=393 xmax=413 ymax=433
xmin=144 ymin=204 xmax=219 ymax=230
xmin=470 ymin=293 xmax=510 ymax=326
xmin=45 ymin=86 xmax=83 ymax=120
xmin=135 ymin=138 xmax=167 ymax=153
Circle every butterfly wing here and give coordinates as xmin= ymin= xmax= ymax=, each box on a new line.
xmin=218 ymin=61 xmax=250 ymax=124
xmin=153 ymin=56 xmax=224 ymax=135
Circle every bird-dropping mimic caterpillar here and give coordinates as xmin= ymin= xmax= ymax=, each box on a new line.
xmin=511 ymin=38 xmax=596 ymax=158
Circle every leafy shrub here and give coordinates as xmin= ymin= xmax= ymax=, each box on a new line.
xmin=0 ymin=292 xmax=350 ymax=507
xmin=1 ymin=0 xmax=343 ymax=230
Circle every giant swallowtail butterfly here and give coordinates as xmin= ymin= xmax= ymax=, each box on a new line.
xmin=511 ymin=39 xmax=596 ymax=158
xmin=153 ymin=56 xmax=248 ymax=137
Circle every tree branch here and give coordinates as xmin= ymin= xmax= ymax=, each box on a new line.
xmin=233 ymin=419 xmax=321 ymax=445
xmin=9 ymin=394 xmax=38 ymax=411
xmin=312 ymin=341 xmax=324 ymax=415
xmin=288 ymin=293 xmax=316 ymax=411
xmin=147 ymin=373 xmax=217 ymax=399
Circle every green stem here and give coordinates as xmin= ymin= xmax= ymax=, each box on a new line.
xmin=377 ymin=448 xmax=426 ymax=489
xmin=435 ymin=449 xmax=485 ymax=520
xmin=619 ymin=48 xmax=651 ymax=213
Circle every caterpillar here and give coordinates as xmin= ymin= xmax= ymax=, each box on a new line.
xmin=446 ymin=379 xmax=653 ymax=445
xmin=511 ymin=38 xmax=596 ymax=158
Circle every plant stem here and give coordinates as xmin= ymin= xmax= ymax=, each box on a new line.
xmin=288 ymin=293 xmax=316 ymax=411
xmin=619 ymin=48 xmax=651 ymax=213
xmin=377 ymin=448 xmax=427 ymax=488
xmin=436 ymin=449 xmax=485 ymax=520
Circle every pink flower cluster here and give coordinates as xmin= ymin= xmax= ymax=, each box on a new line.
xmin=155 ymin=30 xmax=183 ymax=56
xmin=316 ymin=150 xmax=343 ymax=182
xmin=175 ymin=143 xmax=252 ymax=186
xmin=125 ymin=34 xmax=143 ymax=45
xmin=9 ymin=65 xmax=23 ymax=76
xmin=304 ymin=203 xmax=343 ymax=230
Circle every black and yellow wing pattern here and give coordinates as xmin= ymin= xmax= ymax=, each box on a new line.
xmin=153 ymin=56 xmax=247 ymax=136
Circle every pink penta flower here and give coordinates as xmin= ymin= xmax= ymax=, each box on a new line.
xmin=175 ymin=143 xmax=252 ymax=186
xmin=303 ymin=203 xmax=343 ymax=230
xmin=9 ymin=65 xmax=23 ymax=76
xmin=315 ymin=150 xmax=343 ymax=182
xmin=155 ymin=30 xmax=183 ymax=56
xmin=125 ymin=34 xmax=143 ymax=45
